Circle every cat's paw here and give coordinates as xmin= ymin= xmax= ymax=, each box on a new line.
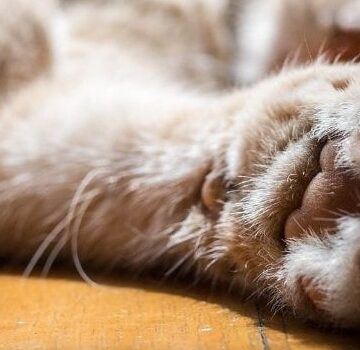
xmin=223 ymin=64 xmax=360 ymax=328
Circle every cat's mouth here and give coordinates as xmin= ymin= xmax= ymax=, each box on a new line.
xmin=284 ymin=139 xmax=360 ymax=240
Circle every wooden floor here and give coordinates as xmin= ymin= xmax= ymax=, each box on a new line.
xmin=0 ymin=268 xmax=359 ymax=350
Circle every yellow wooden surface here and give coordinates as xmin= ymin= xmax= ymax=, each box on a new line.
xmin=0 ymin=268 xmax=359 ymax=350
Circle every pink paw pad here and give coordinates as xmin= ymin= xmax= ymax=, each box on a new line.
xmin=285 ymin=140 xmax=360 ymax=240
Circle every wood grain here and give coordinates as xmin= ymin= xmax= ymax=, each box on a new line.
xmin=0 ymin=269 xmax=359 ymax=350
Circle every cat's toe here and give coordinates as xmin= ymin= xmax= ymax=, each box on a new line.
xmin=282 ymin=215 xmax=360 ymax=327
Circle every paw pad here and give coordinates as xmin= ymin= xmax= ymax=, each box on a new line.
xmin=285 ymin=140 xmax=360 ymax=240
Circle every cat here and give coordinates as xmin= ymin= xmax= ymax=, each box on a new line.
xmin=1 ymin=0 xmax=360 ymax=329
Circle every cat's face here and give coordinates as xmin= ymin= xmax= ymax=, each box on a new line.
xmin=201 ymin=63 xmax=360 ymax=327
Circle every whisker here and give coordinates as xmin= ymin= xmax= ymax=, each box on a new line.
xmin=67 ymin=168 xmax=106 ymax=287
xmin=23 ymin=218 xmax=68 ymax=278
xmin=41 ymin=233 xmax=68 ymax=277
xmin=71 ymin=189 xmax=100 ymax=287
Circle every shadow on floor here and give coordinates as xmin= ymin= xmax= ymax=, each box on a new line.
xmin=1 ymin=264 xmax=359 ymax=349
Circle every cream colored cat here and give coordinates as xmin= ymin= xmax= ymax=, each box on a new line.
xmin=2 ymin=0 xmax=360 ymax=328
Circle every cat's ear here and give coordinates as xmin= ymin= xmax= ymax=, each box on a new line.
xmin=201 ymin=166 xmax=227 ymax=218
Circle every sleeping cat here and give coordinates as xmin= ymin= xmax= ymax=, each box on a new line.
xmin=2 ymin=0 xmax=360 ymax=328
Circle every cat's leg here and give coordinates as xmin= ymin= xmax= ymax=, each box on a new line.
xmin=0 ymin=0 xmax=53 ymax=95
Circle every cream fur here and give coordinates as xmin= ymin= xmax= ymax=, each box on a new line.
xmin=1 ymin=0 xmax=360 ymax=329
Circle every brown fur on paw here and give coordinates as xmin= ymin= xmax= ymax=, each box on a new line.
xmin=285 ymin=140 xmax=360 ymax=239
